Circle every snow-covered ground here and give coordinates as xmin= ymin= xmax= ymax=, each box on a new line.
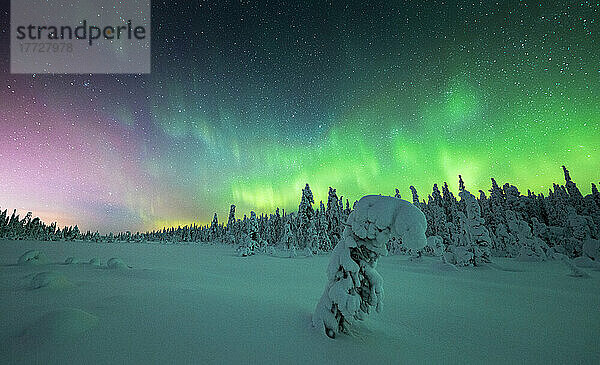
xmin=0 ymin=240 xmax=598 ymax=365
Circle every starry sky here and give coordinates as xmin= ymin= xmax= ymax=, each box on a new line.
xmin=0 ymin=1 xmax=599 ymax=233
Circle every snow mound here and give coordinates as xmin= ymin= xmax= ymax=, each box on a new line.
xmin=559 ymin=256 xmax=590 ymax=278
xmin=29 ymin=272 xmax=73 ymax=290
xmin=107 ymin=258 xmax=128 ymax=269
xmin=17 ymin=250 xmax=48 ymax=265
xmin=237 ymin=243 xmax=254 ymax=257
xmin=516 ymin=246 xmax=547 ymax=262
xmin=20 ymin=308 xmax=99 ymax=344
xmin=547 ymin=246 xmax=567 ymax=260
xmin=89 ymin=258 xmax=101 ymax=266
xmin=582 ymin=238 xmax=600 ymax=261
xmin=572 ymin=256 xmax=599 ymax=269
xmin=432 ymin=260 xmax=459 ymax=272
xmin=63 ymin=257 xmax=76 ymax=264
xmin=443 ymin=246 xmax=474 ymax=266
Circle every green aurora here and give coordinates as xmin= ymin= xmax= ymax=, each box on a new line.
xmin=1 ymin=1 xmax=598 ymax=232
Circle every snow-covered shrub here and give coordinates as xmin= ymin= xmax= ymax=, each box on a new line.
xmin=18 ymin=250 xmax=48 ymax=265
xmin=312 ymin=195 xmax=426 ymax=338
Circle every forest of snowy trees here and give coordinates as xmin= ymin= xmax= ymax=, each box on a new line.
xmin=1 ymin=166 xmax=599 ymax=265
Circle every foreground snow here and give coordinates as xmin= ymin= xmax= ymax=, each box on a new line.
xmin=0 ymin=240 xmax=599 ymax=364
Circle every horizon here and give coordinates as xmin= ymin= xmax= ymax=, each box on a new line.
xmin=1 ymin=164 xmax=595 ymax=234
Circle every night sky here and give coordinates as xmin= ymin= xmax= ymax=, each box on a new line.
xmin=0 ymin=1 xmax=598 ymax=233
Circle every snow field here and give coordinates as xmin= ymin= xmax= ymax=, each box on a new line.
xmin=0 ymin=240 xmax=598 ymax=364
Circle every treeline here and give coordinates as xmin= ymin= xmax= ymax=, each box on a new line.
xmin=0 ymin=210 xmax=84 ymax=241
xmin=411 ymin=166 xmax=599 ymax=265
xmin=2 ymin=166 xmax=599 ymax=264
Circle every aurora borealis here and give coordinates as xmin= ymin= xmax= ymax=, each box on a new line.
xmin=0 ymin=1 xmax=598 ymax=233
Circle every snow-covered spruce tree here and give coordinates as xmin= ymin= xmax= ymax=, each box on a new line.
xmin=523 ymin=190 xmax=547 ymax=227
xmin=209 ymin=213 xmax=219 ymax=242
xmin=7 ymin=209 xmax=21 ymax=239
xmin=425 ymin=185 xmax=451 ymax=245
xmin=340 ymin=196 xmax=350 ymax=224
xmin=299 ymin=184 xmax=315 ymax=216
xmin=591 ymin=183 xmax=600 ymax=209
xmin=327 ymin=187 xmax=343 ymax=245
xmin=504 ymin=210 xmax=549 ymax=260
xmin=0 ymin=208 xmax=6 ymax=238
xmin=409 ymin=186 xmax=422 ymax=208
xmin=238 ymin=211 xmax=260 ymax=257
xmin=503 ymin=183 xmax=526 ymax=220
xmin=562 ymin=167 xmax=599 ymax=250
xmin=279 ymin=215 xmax=295 ymax=251
xmin=316 ymin=205 xmax=333 ymax=252
xmin=271 ymin=207 xmax=283 ymax=244
xmin=312 ymin=195 xmax=427 ymax=339
xmin=226 ymin=205 xmax=237 ymax=245
xmin=486 ymin=178 xmax=511 ymax=255
xmin=444 ymin=179 xmax=491 ymax=266
xmin=441 ymin=182 xmax=460 ymax=226
xmin=440 ymin=182 xmax=462 ymax=247
xmin=583 ymin=183 xmax=600 ymax=233
xmin=345 ymin=199 xmax=351 ymax=217
xmin=305 ymin=219 xmax=319 ymax=256
xmin=407 ymin=186 xmax=440 ymax=256
xmin=261 ymin=213 xmax=273 ymax=250
xmin=182 ymin=227 xmax=191 ymax=242
xmin=297 ymin=183 xmax=315 ymax=249
xmin=562 ymin=165 xmax=586 ymax=213
xmin=72 ymin=225 xmax=81 ymax=241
